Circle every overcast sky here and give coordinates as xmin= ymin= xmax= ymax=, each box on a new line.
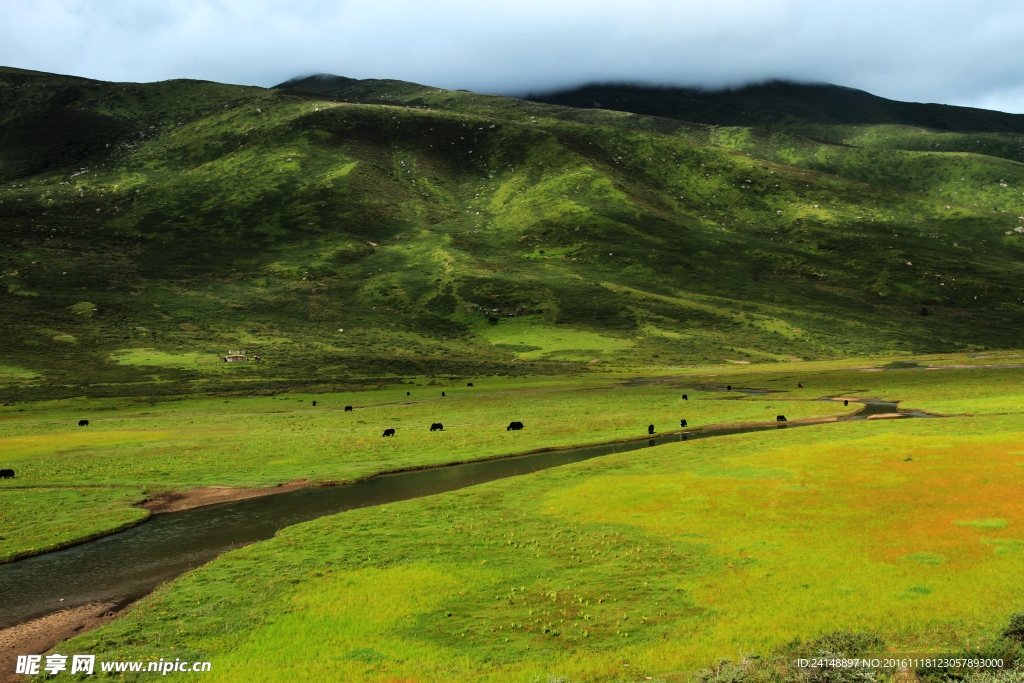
xmin=4 ymin=0 xmax=1024 ymax=111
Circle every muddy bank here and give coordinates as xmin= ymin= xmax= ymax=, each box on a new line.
xmin=138 ymin=479 xmax=311 ymax=514
xmin=0 ymin=600 xmax=131 ymax=683
xmin=1 ymin=480 xmax=314 ymax=567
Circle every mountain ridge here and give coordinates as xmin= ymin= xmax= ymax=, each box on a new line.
xmin=527 ymin=79 xmax=1024 ymax=132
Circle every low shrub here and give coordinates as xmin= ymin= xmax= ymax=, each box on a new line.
xmin=1004 ymin=612 xmax=1024 ymax=644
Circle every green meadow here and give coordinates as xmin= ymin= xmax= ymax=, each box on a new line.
xmin=41 ymin=362 xmax=1024 ymax=682
xmin=2 ymin=368 xmax=861 ymax=562
xmin=0 ymin=487 xmax=148 ymax=562
xmin=3 ymin=357 xmax=1022 ymax=564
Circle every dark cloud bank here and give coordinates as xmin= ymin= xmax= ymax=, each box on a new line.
xmin=3 ymin=0 xmax=1024 ymax=112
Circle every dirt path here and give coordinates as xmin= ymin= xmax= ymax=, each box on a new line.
xmin=0 ymin=601 xmax=129 ymax=683
xmin=138 ymin=478 xmax=310 ymax=513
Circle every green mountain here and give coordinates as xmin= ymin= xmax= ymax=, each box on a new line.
xmin=2 ymin=67 xmax=1023 ymax=399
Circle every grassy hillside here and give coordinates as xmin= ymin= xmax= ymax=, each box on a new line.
xmin=2 ymin=68 xmax=1024 ymax=400
xmin=530 ymin=80 xmax=1024 ymax=201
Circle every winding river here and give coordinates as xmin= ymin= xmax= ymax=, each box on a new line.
xmin=0 ymin=399 xmax=927 ymax=629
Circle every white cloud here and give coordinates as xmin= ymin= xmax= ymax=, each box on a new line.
xmin=3 ymin=0 xmax=1024 ymax=111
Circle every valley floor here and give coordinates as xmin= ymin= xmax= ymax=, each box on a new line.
xmin=2 ymin=355 xmax=1023 ymax=682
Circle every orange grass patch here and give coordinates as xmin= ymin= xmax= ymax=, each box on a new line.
xmin=543 ymin=430 xmax=1024 ymax=657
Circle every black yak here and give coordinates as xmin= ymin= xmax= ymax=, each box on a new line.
xmin=507 ymin=421 xmax=524 ymax=431
xmin=382 ymin=428 xmax=396 ymax=437
xmin=430 ymin=423 xmax=444 ymax=431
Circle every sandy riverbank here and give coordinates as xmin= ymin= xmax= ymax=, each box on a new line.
xmin=0 ymin=601 xmax=130 ymax=683
xmin=138 ymin=479 xmax=311 ymax=514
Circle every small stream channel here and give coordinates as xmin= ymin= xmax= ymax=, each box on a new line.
xmin=0 ymin=399 xmax=929 ymax=630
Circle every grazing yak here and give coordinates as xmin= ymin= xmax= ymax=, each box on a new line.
xmin=648 ymin=424 xmax=655 ymax=435
xmin=467 ymin=383 xmax=474 ymax=387
xmin=679 ymin=419 xmax=687 ymax=428
xmin=430 ymin=423 xmax=444 ymax=431
xmin=682 ymin=394 xmax=688 ymax=400
xmin=382 ymin=428 xmax=396 ymax=437
xmin=726 ymin=385 xmax=732 ymax=391
xmin=798 ymin=382 xmax=804 ymax=388
xmin=776 ymin=415 xmax=787 ymax=422
xmin=0 ymin=469 xmax=13 ymax=479
xmin=507 ymin=421 xmax=524 ymax=431
xmin=312 ymin=401 xmax=317 ymax=407
xmin=344 ymin=405 xmax=353 ymax=412
xmin=78 ymin=419 xmax=89 ymax=427
xmin=844 ymin=400 xmax=849 ymax=406
xmin=441 ymin=392 xmax=445 ymax=397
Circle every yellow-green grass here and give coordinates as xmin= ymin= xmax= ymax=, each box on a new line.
xmin=56 ymin=412 xmax=1024 ymax=682
xmin=3 ymin=361 xmax=1023 ymax=563
xmin=0 ymin=365 xmax=40 ymax=385
xmin=926 ymin=354 xmax=1024 ymax=366
xmin=111 ymin=348 xmax=245 ymax=371
xmin=636 ymin=352 xmax=1024 ymax=413
xmin=479 ymin=320 xmax=634 ymax=360
xmin=0 ymin=373 xmax=854 ymax=488
xmin=0 ymin=372 xmax=853 ymax=561
xmin=686 ymin=363 xmax=1024 ymax=416
xmin=0 ymin=487 xmax=148 ymax=562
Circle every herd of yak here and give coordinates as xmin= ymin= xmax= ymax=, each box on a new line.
xmin=0 ymin=382 xmax=818 ymax=479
